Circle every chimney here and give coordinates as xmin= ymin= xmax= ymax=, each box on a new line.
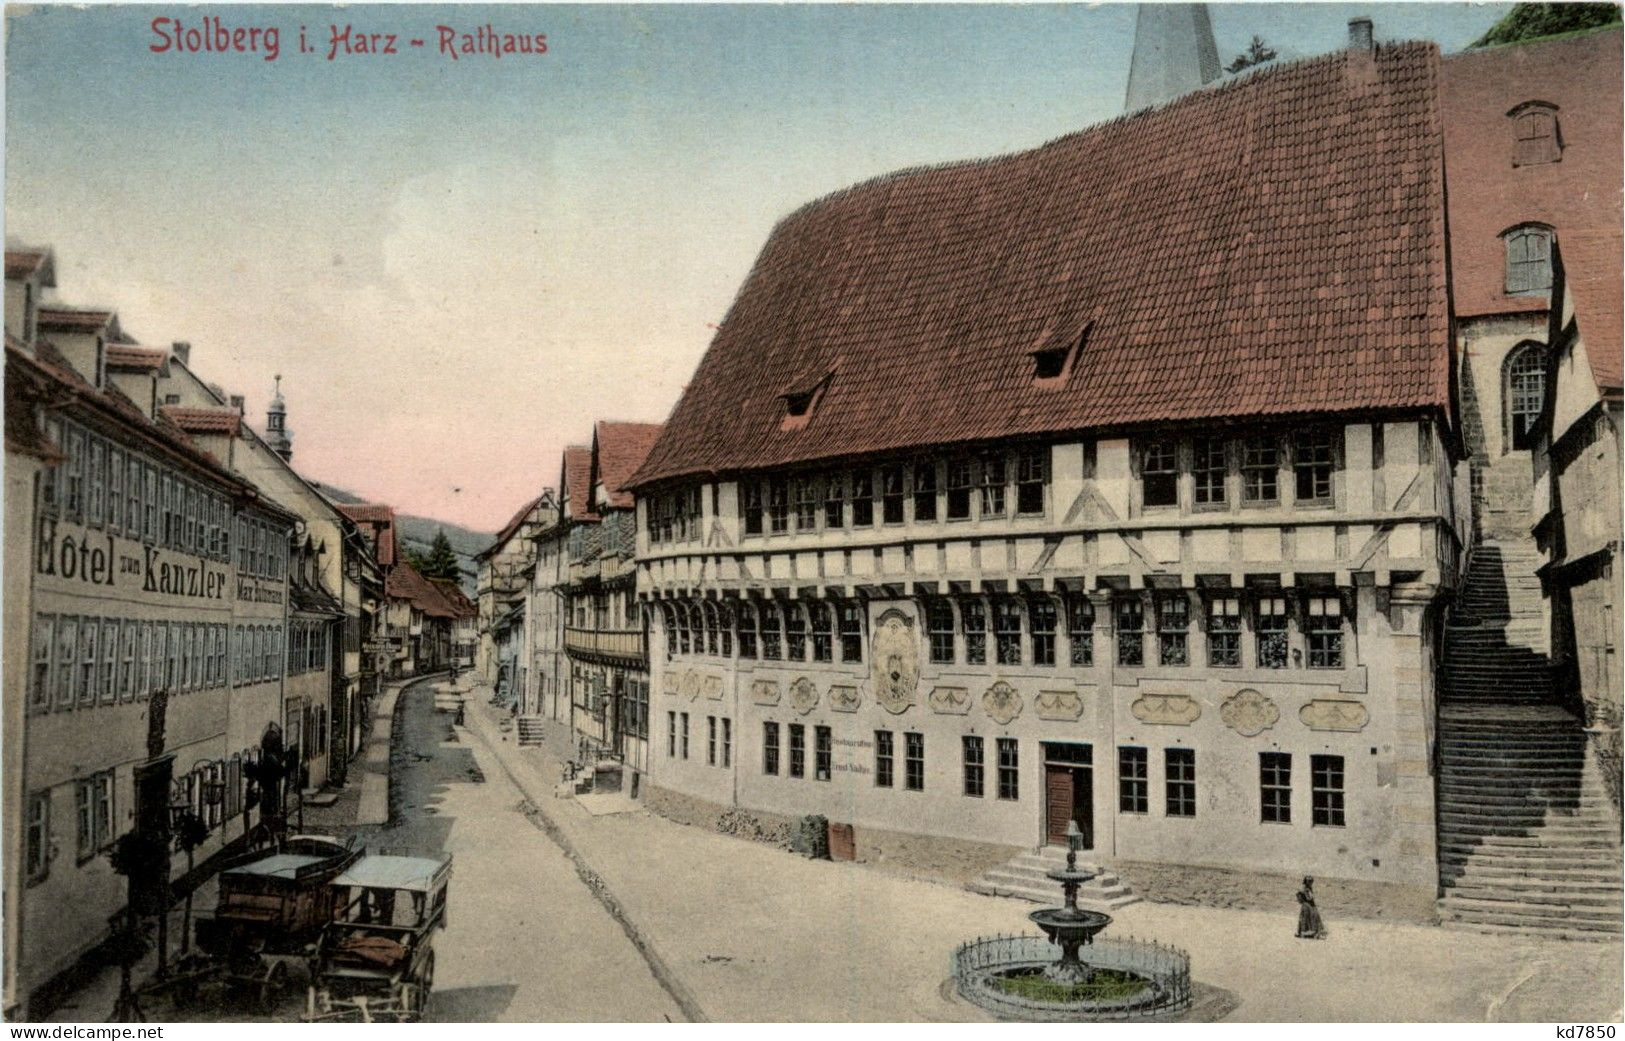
xmin=171 ymin=341 xmax=191 ymax=366
xmin=229 ymin=394 xmax=245 ymax=415
xmin=1348 ymin=17 xmax=1373 ymax=51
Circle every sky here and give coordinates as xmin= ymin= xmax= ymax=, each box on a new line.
xmin=4 ymin=1 xmax=1512 ymax=532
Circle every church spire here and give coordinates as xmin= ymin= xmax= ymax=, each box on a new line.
xmin=1124 ymin=3 xmax=1221 ymax=114
xmin=266 ymin=373 xmax=293 ymax=462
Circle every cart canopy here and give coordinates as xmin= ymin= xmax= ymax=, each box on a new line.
xmin=334 ymin=854 xmax=450 ymax=893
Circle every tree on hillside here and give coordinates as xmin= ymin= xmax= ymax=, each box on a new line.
xmin=1474 ymin=3 xmax=1620 ymax=47
xmin=418 ymin=529 xmax=461 ymax=581
xmin=1225 ymin=35 xmax=1278 ymax=74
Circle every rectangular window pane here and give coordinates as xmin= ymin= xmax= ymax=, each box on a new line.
xmin=1165 ymin=748 xmax=1196 ymax=817
xmin=946 ymin=460 xmax=972 ymax=520
xmin=810 ymin=602 xmax=832 ymax=662
xmin=881 ymin=466 xmax=905 ymax=524
xmin=904 ymin=732 xmax=924 ymax=791
xmin=962 ymin=599 xmax=986 ymax=665
xmin=815 ymin=725 xmax=832 ymax=781
xmin=876 ymin=730 xmax=894 ymax=788
xmin=1193 ymin=439 xmax=1227 ymax=505
xmin=927 ymin=600 xmax=955 ymax=664
xmin=1293 ymin=430 xmax=1336 ymax=504
xmin=1016 ymin=449 xmax=1047 ymax=515
xmin=996 ymin=738 xmax=1019 ymax=801
xmin=1256 ymin=596 xmax=1289 ymax=668
xmin=823 ymin=474 xmax=845 ymax=528
xmin=913 ymin=462 xmax=937 ymax=522
xmin=1142 ymin=441 xmax=1178 ymax=508
xmin=763 ymin=721 xmax=779 ymax=774
xmin=1157 ymin=595 xmax=1189 ymax=666
xmin=1306 ymin=595 xmax=1344 ymax=669
xmin=1030 ymin=598 xmax=1056 ymax=666
xmin=839 ymin=603 xmax=863 ymax=663
xmin=979 ymin=455 xmax=1007 ymax=517
xmin=1207 ymin=597 xmax=1242 ymax=667
xmin=1312 ymin=754 xmax=1346 ymax=827
xmin=994 ymin=599 xmax=1022 ymax=666
xmin=1261 ymin=752 xmax=1292 ymax=823
xmin=1118 ymin=746 xmax=1148 ymax=814
xmin=789 ymin=724 xmax=805 ymax=779
xmin=962 ymin=735 xmax=983 ymax=797
xmin=851 ymin=471 xmax=875 ymax=527
xmin=1116 ymin=598 xmax=1144 ymax=667
xmin=1067 ymin=596 xmax=1094 ymax=667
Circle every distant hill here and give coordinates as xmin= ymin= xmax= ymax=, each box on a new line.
xmin=309 ymin=481 xmax=490 ymax=599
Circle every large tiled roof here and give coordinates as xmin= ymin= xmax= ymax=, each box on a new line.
xmin=428 ymin=577 xmax=477 ymax=618
xmin=562 ymin=445 xmax=597 ymax=522
xmin=478 ymin=495 xmax=544 ymax=560
xmin=386 ymin=562 xmax=460 ymax=618
xmin=338 ymin=503 xmax=397 ymax=566
xmin=1558 ymin=229 xmax=1623 ymax=396
xmin=632 ymin=43 xmax=1452 ymax=488
xmin=593 ymin=422 xmax=664 ymax=508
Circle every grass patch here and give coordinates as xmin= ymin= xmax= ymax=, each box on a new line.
xmin=991 ymin=968 xmax=1150 ymax=1004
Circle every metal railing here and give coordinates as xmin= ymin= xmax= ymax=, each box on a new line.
xmin=951 ymin=933 xmax=1191 ymax=1021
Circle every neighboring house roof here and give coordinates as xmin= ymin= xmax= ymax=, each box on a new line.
xmin=593 ymin=421 xmax=664 ymax=508
xmin=105 ymin=344 xmax=170 ymax=373
xmin=386 ymin=561 xmax=459 ymax=619
xmin=1441 ymin=29 xmax=1622 ymax=324
xmin=5 ymin=249 xmax=53 ymax=284
xmin=477 ymin=494 xmax=546 ymax=561
xmin=338 ymin=503 xmax=397 ymax=566
xmin=159 ymin=404 xmax=242 ymax=437
xmin=1557 ymin=229 xmax=1624 ymax=397
xmin=428 ymin=577 xmax=478 ymax=618
xmin=631 ymin=43 xmax=1453 ymax=488
xmin=37 ymin=306 xmax=117 ymax=335
xmin=562 ymin=444 xmax=597 ymax=522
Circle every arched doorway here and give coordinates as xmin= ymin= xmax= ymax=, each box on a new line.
xmin=1505 ymin=341 xmax=1546 ymax=452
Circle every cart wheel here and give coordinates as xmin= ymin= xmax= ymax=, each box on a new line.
xmin=258 ymin=960 xmax=288 ymax=1013
xmin=396 ymin=982 xmax=421 ymax=1022
xmin=420 ymin=952 xmax=435 ymax=994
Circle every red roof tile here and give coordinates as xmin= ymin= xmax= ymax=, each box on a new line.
xmin=37 ymin=307 xmax=115 ymax=334
xmin=631 ymin=44 xmax=1452 ymax=488
xmin=5 ymin=249 xmax=50 ymax=283
xmin=159 ymin=405 xmax=242 ymax=437
xmin=479 ymin=495 xmax=545 ymax=560
xmin=1441 ymin=30 xmax=1622 ymax=324
xmin=105 ymin=344 xmax=169 ymax=372
xmin=387 ymin=562 xmax=459 ymax=618
xmin=593 ymin=422 xmax=664 ymax=508
xmin=561 ymin=445 xmax=596 ymax=522
xmin=1557 ymin=229 xmax=1623 ymax=395
xmin=428 ymin=577 xmax=477 ymax=618
xmin=339 ymin=503 xmax=397 ymax=566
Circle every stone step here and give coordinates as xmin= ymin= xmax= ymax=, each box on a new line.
xmin=1438 ymin=898 xmax=1623 ymax=930
xmin=1439 ymin=917 xmax=1622 ymax=941
xmin=1442 ymin=882 xmax=1624 ymax=906
xmin=1439 ymin=857 xmax=1624 ymax=882
xmin=967 ymin=875 xmax=1141 ymax=910
xmin=1437 ymin=801 xmax=1613 ymax=821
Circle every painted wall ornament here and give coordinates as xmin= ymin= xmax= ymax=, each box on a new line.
xmin=703 ymin=674 xmax=724 ymax=700
xmin=1299 ymin=698 xmax=1371 ymax=732
xmin=928 ymin=686 xmax=970 ymax=715
xmin=1035 ymin=689 xmax=1084 ymax=722
xmin=662 ymin=671 xmax=678 ymax=696
xmin=1130 ymin=692 xmax=1201 ymax=726
xmin=790 ymin=676 xmax=820 ymax=715
xmin=750 ymin=679 xmax=781 ymax=707
xmin=982 ymin=681 xmax=1024 ymax=726
xmin=678 ymin=670 xmax=703 ymax=701
xmin=1220 ymin=689 xmax=1280 ymax=737
xmin=870 ymin=607 xmax=920 ymax=714
xmin=829 ymin=685 xmax=861 ymax=713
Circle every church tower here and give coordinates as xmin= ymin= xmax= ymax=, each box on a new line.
xmin=266 ymin=374 xmax=293 ymax=462
xmin=1124 ymin=3 xmax=1221 ymax=113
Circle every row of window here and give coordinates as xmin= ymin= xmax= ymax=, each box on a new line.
xmin=288 ymin=619 xmax=332 ymax=676
xmin=665 ymin=711 xmax=734 ymax=767
xmin=661 ymin=599 xmax=866 ymax=664
xmin=27 ymin=614 xmax=286 ymax=713
xmin=660 ymin=592 xmax=1347 ymax=672
xmin=1137 ymin=430 xmax=1345 ymax=510
xmin=761 ymin=721 xmax=832 ymax=781
xmin=39 ymin=416 xmax=266 ymax=569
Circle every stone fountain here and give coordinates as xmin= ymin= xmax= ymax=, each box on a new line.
xmin=1026 ymin=820 xmax=1113 ymax=984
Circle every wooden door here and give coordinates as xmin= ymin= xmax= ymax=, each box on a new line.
xmin=1045 ymin=765 xmax=1075 ymax=845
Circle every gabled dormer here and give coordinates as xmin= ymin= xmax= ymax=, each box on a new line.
xmin=36 ymin=306 xmax=117 ymax=389
xmin=4 ymin=247 xmax=55 ymax=346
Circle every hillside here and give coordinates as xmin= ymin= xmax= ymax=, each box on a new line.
xmin=310 ymin=481 xmax=490 ymax=598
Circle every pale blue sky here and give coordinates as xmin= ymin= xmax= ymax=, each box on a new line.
xmin=4 ymin=3 xmax=1511 ymax=529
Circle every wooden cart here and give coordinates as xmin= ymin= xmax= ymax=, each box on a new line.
xmin=165 ymin=835 xmax=360 ymax=1011
xmin=304 ymin=852 xmax=452 ymax=1022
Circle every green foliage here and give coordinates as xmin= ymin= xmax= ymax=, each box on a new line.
xmin=1226 ymin=35 xmax=1278 ymax=74
xmin=172 ymin=811 xmax=209 ymax=854
xmin=990 ymin=967 xmax=1151 ymax=1003
xmin=1474 ymin=3 xmax=1620 ymax=47
xmin=418 ymin=529 xmax=461 ymax=581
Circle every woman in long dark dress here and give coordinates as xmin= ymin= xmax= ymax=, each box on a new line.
xmin=1296 ymin=876 xmax=1327 ymax=939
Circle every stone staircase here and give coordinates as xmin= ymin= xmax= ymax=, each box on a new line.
xmin=1436 ymin=536 xmax=1622 ymax=939
xmin=516 ymin=715 xmax=548 ymax=747
xmin=968 ymin=846 xmax=1140 ymax=909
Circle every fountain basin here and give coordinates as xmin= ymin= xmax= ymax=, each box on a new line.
xmin=1027 ymin=907 xmax=1112 ymax=983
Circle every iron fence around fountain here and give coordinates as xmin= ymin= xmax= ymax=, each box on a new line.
xmin=951 ymin=933 xmax=1192 ymax=1021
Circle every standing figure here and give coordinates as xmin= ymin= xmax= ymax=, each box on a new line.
xmin=1296 ymin=876 xmax=1327 ymax=939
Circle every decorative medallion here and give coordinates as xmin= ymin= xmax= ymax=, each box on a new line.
xmin=928 ymin=686 xmax=970 ymax=715
xmin=829 ymin=685 xmax=861 ymax=713
xmin=750 ymin=679 xmax=781 ymax=707
xmin=678 ymin=670 xmax=703 ymax=702
xmin=703 ymin=674 xmax=724 ymax=700
xmin=1299 ymin=699 xmax=1370 ymax=732
xmin=870 ymin=608 xmax=920 ymax=715
xmin=790 ymin=677 xmax=820 ymax=716
xmin=982 ymin=681 xmax=1024 ymax=726
xmin=1220 ymin=689 xmax=1280 ymax=737
xmin=1035 ymin=690 xmax=1084 ymax=722
xmin=1130 ymin=693 xmax=1201 ymax=727
xmin=662 ymin=671 xmax=678 ymax=696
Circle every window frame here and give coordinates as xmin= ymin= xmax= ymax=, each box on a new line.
xmin=876 ymin=730 xmax=895 ymax=788
xmin=1311 ymin=754 xmax=1346 ymax=827
xmin=1260 ymin=751 xmax=1292 ymax=824
xmin=1115 ymin=597 xmax=1144 ymax=668
xmin=1165 ymin=747 xmax=1196 ymax=818
xmin=996 ymin=738 xmax=1019 ymax=801
xmin=1118 ymin=746 xmax=1149 ymax=814
xmin=962 ymin=735 xmax=983 ymax=798
xmin=1141 ymin=440 xmax=1178 ymax=509
xmin=904 ymin=731 xmax=924 ymax=792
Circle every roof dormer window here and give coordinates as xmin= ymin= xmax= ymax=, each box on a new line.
xmin=1509 ymin=101 xmax=1561 ymax=167
xmin=779 ymin=373 xmax=831 ymax=432
xmin=1031 ymin=320 xmax=1091 ymax=387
